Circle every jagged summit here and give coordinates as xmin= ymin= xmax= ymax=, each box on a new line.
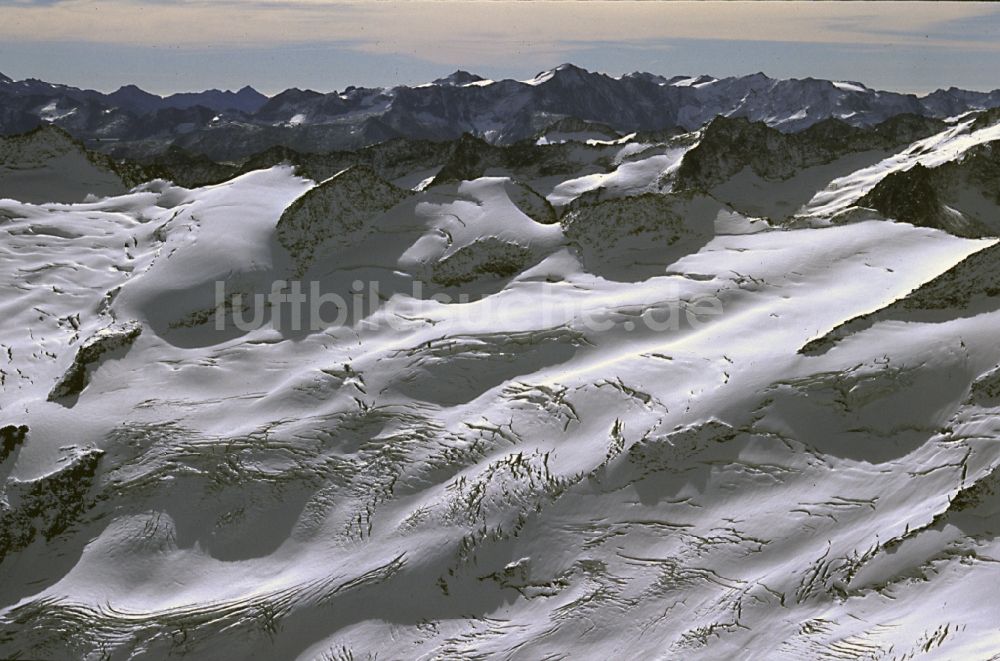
xmin=160 ymin=86 xmax=267 ymax=113
xmin=432 ymin=70 xmax=486 ymax=86
xmin=622 ymin=71 xmax=670 ymax=85
xmin=107 ymin=84 xmax=163 ymax=114
xmin=525 ymin=62 xmax=601 ymax=85
xmin=540 ymin=62 xmax=588 ymax=75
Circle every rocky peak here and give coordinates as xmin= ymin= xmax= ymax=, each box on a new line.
xmin=232 ymin=85 xmax=268 ymax=108
xmin=738 ymin=72 xmax=773 ymax=86
xmin=255 ymin=87 xmax=323 ymax=117
xmin=527 ymin=63 xmax=598 ymax=86
xmin=234 ymin=85 xmax=268 ymax=105
xmin=107 ymin=84 xmax=163 ymax=113
xmin=674 ymin=116 xmax=787 ymax=189
xmin=430 ymin=133 xmax=499 ymax=185
xmin=432 ymin=70 xmax=486 ymax=87
xmin=623 ymin=72 xmax=670 ymax=85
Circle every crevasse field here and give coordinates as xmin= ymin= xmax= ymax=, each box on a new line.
xmin=3 ymin=99 xmax=1000 ymax=659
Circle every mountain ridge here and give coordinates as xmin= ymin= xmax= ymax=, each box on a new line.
xmin=4 ymin=66 xmax=1000 ymax=161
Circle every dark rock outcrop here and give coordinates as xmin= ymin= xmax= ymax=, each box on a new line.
xmin=0 ymin=426 xmax=27 ymax=465
xmin=0 ymin=448 xmax=103 ymax=562
xmin=48 ymin=321 xmax=143 ymax=401
xmin=675 ymin=114 xmax=945 ymax=192
xmin=858 ymin=140 xmax=1000 ymax=238
xmin=276 ymin=166 xmax=412 ymax=272
xmin=432 ymin=238 xmax=533 ymax=287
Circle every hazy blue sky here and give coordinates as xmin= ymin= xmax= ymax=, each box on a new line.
xmin=1 ymin=1 xmax=998 ymax=95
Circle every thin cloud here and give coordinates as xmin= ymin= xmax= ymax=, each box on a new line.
xmin=2 ymin=0 xmax=998 ymax=96
xmin=2 ymin=0 xmax=997 ymax=58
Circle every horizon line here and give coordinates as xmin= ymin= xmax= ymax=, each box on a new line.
xmin=2 ymin=63 xmax=994 ymax=99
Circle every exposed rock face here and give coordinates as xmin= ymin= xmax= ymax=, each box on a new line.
xmin=425 ymin=134 xmax=500 ymax=184
xmin=432 ymin=70 xmax=487 ymax=87
xmin=675 ymin=115 xmax=945 ymax=192
xmin=275 ymin=165 xmax=412 ymax=271
xmin=431 ymin=238 xmax=533 ymax=286
xmin=232 ymin=138 xmax=454 ymax=186
xmin=858 ymin=141 xmax=1000 ymax=237
xmin=427 ymin=133 xmax=589 ymax=185
xmin=623 ymin=420 xmax=738 ymax=479
xmin=0 ymin=447 xmax=103 ymax=562
xmin=107 ymin=84 xmax=267 ymax=115
xmin=48 ymin=321 xmax=143 ymax=401
xmin=0 ymin=426 xmax=27 ymax=465
xmin=143 ymin=129 xmax=637 ymax=192
xmin=504 ymin=180 xmax=558 ymax=224
xmin=430 ymin=134 xmax=600 ymax=188
xmin=560 ymin=192 xmax=717 ymax=278
xmin=676 ymin=117 xmax=804 ymax=188
xmin=3 ymin=66 xmax=1000 ymax=161
xmin=0 ymin=125 xmax=88 ymax=166
xmin=121 ymin=111 xmax=970 ymax=219
xmin=0 ymin=125 xmax=149 ymax=203
xmin=534 ymin=117 xmax=622 ymax=143
xmin=141 ymin=145 xmax=239 ymax=187
xmin=872 ymin=112 xmax=952 ymax=144
xmin=959 ymin=140 xmax=1000 ymax=195
xmin=857 ymin=164 xmax=960 ymax=234
xmin=970 ymin=364 xmax=1000 ymax=406
xmin=884 ymin=242 xmax=1000 ymax=310
xmin=970 ymin=106 xmax=1000 ymax=132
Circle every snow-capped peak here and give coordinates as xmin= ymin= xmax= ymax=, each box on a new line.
xmin=522 ymin=63 xmax=593 ymax=86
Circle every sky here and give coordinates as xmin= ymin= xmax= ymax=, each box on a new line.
xmin=0 ymin=1 xmax=998 ymax=96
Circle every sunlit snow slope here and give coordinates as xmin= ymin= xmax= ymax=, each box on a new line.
xmin=2 ymin=112 xmax=1000 ymax=660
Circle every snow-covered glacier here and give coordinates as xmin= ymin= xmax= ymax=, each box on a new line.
xmin=2 ymin=99 xmax=1000 ymax=660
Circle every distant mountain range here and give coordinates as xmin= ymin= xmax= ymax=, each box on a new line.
xmin=3 ymin=64 xmax=1000 ymax=160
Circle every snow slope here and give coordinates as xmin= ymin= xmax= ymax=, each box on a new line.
xmin=2 ymin=111 xmax=1000 ymax=660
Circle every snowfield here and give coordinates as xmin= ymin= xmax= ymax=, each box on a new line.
xmin=2 ymin=107 xmax=1000 ymax=660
